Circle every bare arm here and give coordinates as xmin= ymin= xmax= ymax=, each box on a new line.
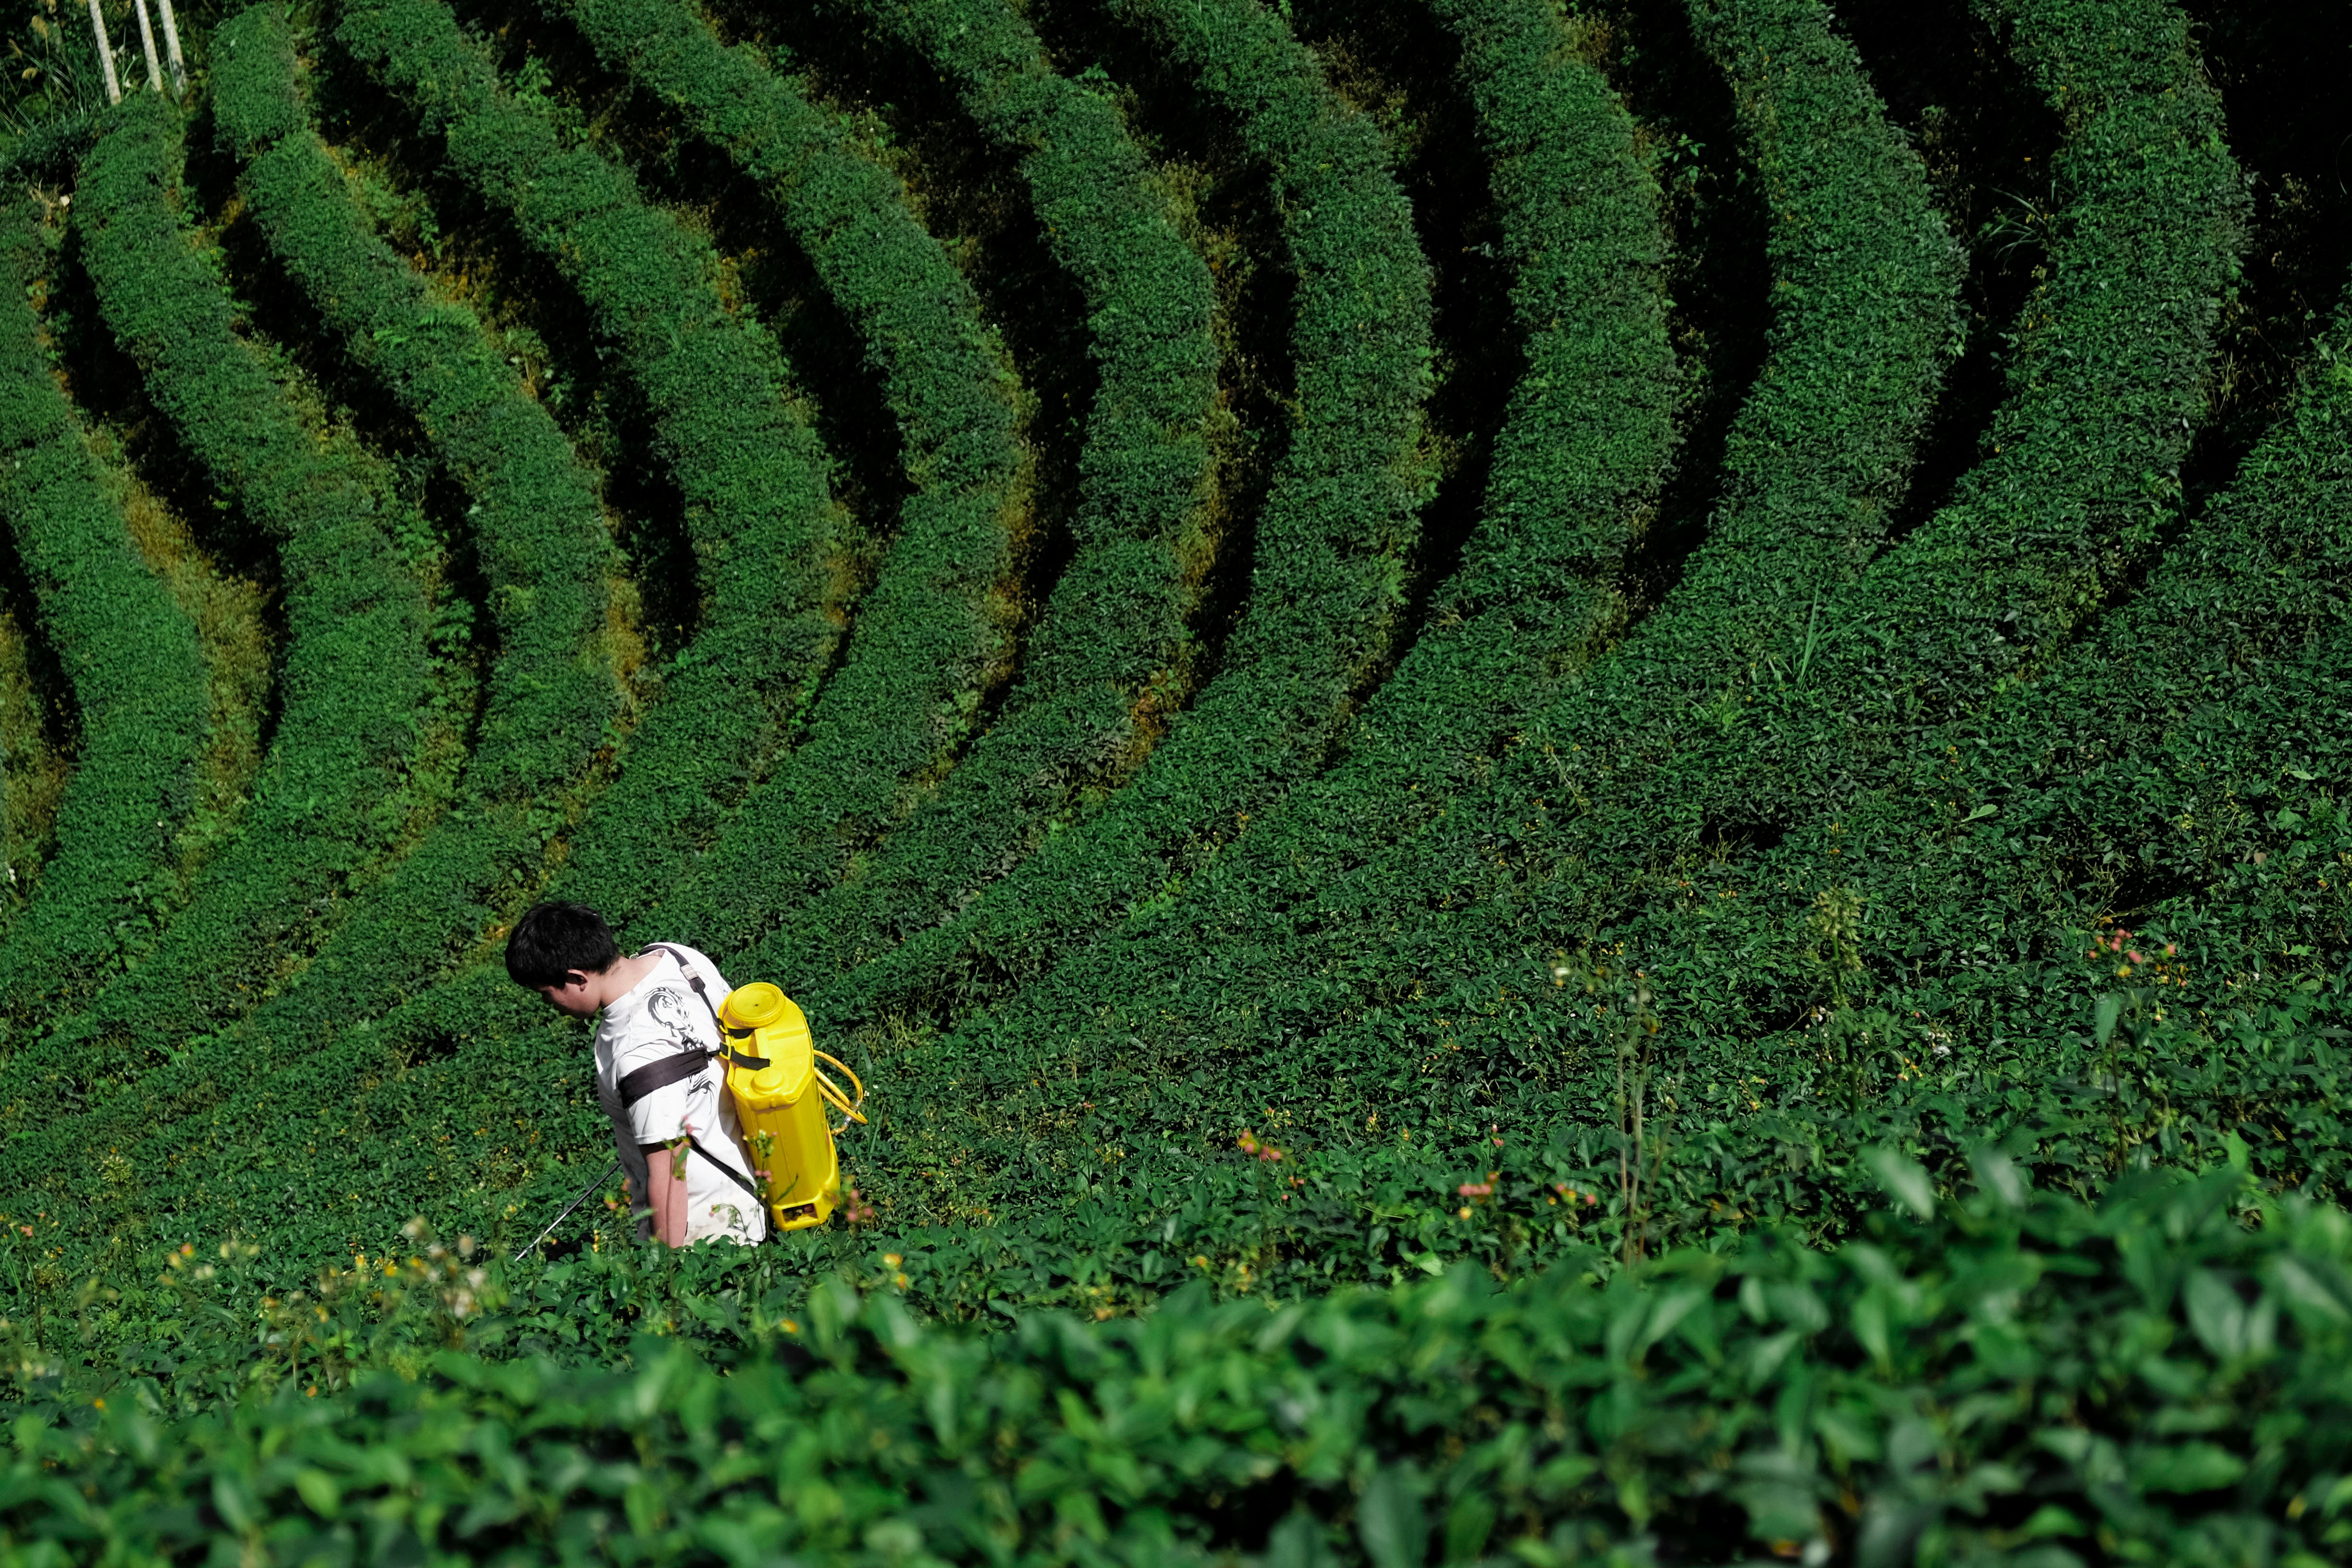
xmin=640 ymin=1141 xmax=689 ymax=1246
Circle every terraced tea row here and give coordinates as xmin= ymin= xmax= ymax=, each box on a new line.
xmin=0 ymin=200 xmax=208 ymax=1011
xmin=0 ymin=0 xmax=2337 ymax=1292
xmin=866 ymin=0 xmax=2262 ymax=1218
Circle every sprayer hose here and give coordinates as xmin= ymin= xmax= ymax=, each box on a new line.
xmin=814 ymin=1051 xmax=867 ymax=1133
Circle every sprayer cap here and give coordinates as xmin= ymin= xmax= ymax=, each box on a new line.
xmin=720 ymin=982 xmax=787 ymax=1030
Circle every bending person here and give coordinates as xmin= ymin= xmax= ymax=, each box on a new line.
xmin=506 ymin=902 xmax=767 ymax=1247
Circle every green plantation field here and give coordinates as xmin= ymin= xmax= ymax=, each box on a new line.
xmin=0 ymin=0 xmax=2347 ymax=1556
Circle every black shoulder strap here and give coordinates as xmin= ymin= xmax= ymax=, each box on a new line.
xmin=643 ymin=943 xmax=770 ymax=1071
xmin=647 ymin=943 xmax=725 ymax=1033
xmin=616 ymin=1046 xmax=717 ymax=1108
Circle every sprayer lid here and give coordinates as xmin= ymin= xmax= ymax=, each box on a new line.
xmin=720 ymin=981 xmax=788 ymax=1030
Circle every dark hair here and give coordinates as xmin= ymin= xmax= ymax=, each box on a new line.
xmin=505 ymin=901 xmax=621 ymax=988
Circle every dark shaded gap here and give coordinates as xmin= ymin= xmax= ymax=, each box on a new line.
xmin=47 ymin=217 xmax=290 ymax=763
xmin=1286 ymin=0 xmax=1519 ymax=698
xmin=310 ymin=30 xmax=705 ymax=671
xmin=1698 ymin=816 xmax=1786 ymax=858
xmin=1836 ymin=0 xmax=2061 ymax=546
xmin=2098 ymin=863 xmax=2203 ymax=928
xmin=1575 ymin=0 xmax=1770 ymax=620
xmin=1017 ymin=0 xmax=1295 ymax=703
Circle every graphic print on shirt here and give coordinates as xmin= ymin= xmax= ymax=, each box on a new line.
xmin=640 ymin=985 xmax=725 ymax=1149
xmin=645 ymin=984 xmax=699 ymax=1038
xmin=643 ymin=985 xmax=723 ymax=1139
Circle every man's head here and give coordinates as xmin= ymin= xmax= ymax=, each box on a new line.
xmin=506 ymin=901 xmax=622 ymax=1017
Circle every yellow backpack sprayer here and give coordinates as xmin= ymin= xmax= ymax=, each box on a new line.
xmin=712 ymin=980 xmax=867 ymax=1230
xmin=516 ymin=952 xmax=866 ymax=1260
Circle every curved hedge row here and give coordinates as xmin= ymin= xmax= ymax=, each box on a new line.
xmin=924 ymin=0 xmax=2257 ymax=1193
xmin=1332 ymin=0 xmax=2255 ymax=1057
xmin=209 ymin=1 xmax=615 ymax=1026
xmin=1374 ymin=270 xmax=2352 ymax=1221
xmin=846 ymin=0 xmax=1963 ymax=1198
xmin=0 ymin=199 xmax=209 ymax=1015
xmin=818 ymin=0 xmax=1434 ymax=1024
xmin=21 ymin=93 xmax=434 ymax=1071
xmin=536 ymin=0 xmax=1030 ymax=960
xmin=334 ymin=0 xmax=852 ymax=942
xmin=860 ymin=0 xmax=1677 ymax=1020
xmin=747 ymin=0 xmax=1219 ymax=987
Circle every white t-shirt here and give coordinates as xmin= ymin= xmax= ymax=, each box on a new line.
xmin=593 ymin=943 xmax=767 ymax=1246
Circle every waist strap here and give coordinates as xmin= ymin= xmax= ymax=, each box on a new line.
xmin=682 ymin=1132 xmax=766 ymax=1207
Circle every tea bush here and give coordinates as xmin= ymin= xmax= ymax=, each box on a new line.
xmin=0 ymin=197 xmax=208 ymax=1007
xmin=742 ymin=0 xmax=1220 ymax=988
xmin=15 ymin=1143 xmax=2352 ymax=1565
xmin=19 ymin=91 xmax=434 ymax=1063
xmin=0 ymin=0 xmax=857 ymax=1190
xmin=0 ymin=0 xmax=2340 ymax=1554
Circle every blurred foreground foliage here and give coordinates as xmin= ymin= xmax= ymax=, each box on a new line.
xmin=3 ymin=979 xmax=2350 ymax=1563
xmin=7 ymin=1168 xmax=2352 ymax=1564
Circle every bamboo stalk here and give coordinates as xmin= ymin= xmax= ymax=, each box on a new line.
xmin=129 ymin=0 xmax=161 ymax=92
xmin=152 ymin=0 xmax=184 ymax=95
xmin=84 ymin=0 xmax=120 ymax=104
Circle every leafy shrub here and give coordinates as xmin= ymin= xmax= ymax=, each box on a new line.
xmin=536 ymin=0 xmax=1033 ymax=958
xmin=14 ymin=92 xmax=434 ymax=1066
xmin=743 ymin=0 xmax=1220 ymax=989
xmin=1651 ymin=284 xmax=2352 ymax=1072
xmin=100 ymin=0 xmax=1039 ymax=1268
xmin=0 ymin=196 xmax=209 ymax=1010
xmin=1359 ymin=0 xmax=2291 ymax=1085
xmin=13 ymin=1165 xmax=2352 ymax=1566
